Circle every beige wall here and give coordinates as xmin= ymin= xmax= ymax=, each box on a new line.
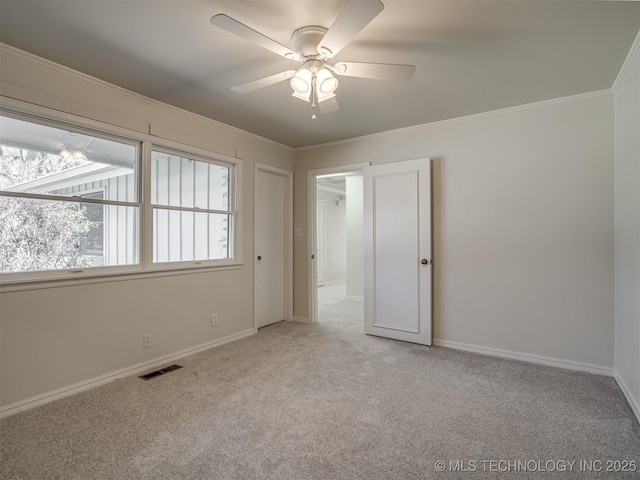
xmin=614 ymin=40 xmax=640 ymax=417
xmin=0 ymin=46 xmax=294 ymax=409
xmin=294 ymin=93 xmax=615 ymax=368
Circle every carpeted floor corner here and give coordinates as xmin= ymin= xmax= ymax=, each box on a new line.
xmin=1 ymin=282 xmax=639 ymax=479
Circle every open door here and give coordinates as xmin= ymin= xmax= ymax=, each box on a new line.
xmin=363 ymin=158 xmax=432 ymax=345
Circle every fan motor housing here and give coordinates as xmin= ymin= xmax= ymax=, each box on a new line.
xmin=291 ymin=25 xmax=328 ymax=58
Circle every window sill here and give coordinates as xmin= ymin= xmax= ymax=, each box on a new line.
xmin=0 ymin=263 xmax=244 ymax=293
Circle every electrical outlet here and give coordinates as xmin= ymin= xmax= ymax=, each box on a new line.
xmin=143 ymin=334 xmax=152 ymax=349
xmin=211 ymin=313 xmax=219 ymax=327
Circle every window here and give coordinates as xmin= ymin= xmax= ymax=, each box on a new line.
xmin=0 ymin=107 xmax=241 ymax=285
xmin=0 ymin=114 xmax=140 ymax=278
xmin=151 ymin=149 xmax=234 ymax=264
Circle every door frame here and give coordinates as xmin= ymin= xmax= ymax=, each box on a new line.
xmin=254 ymin=163 xmax=293 ymax=331
xmin=316 ymin=199 xmax=327 ymax=287
xmin=307 ymin=163 xmax=369 ymax=324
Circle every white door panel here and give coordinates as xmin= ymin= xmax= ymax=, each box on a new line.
xmin=364 ymin=159 xmax=432 ymax=345
xmin=255 ymin=168 xmax=288 ymax=328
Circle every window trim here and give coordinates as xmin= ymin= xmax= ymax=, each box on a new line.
xmin=144 ymin=144 xmax=241 ymax=271
xmin=0 ymin=112 xmax=143 ymax=283
xmin=0 ymin=100 xmax=243 ymax=290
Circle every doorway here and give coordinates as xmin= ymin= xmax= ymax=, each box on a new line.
xmin=308 ymin=159 xmax=432 ymax=345
xmin=310 ymin=167 xmax=365 ymax=325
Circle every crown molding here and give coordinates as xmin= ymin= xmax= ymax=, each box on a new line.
xmin=612 ymin=28 xmax=640 ymax=92
xmin=0 ymin=43 xmax=293 ymax=152
xmin=1 ymin=40 xmax=625 ymax=154
xmin=296 ymin=89 xmax=612 ymax=152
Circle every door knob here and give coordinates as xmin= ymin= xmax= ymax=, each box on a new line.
xmin=257 ymin=255 xmax=262 ymax=260
xmin=421 ymin=258 xmax=429 ymax=265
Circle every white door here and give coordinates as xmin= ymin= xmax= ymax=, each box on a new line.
xmin=255 ymin=167 xmax=288 ymax=328
xmin=363 ymin=158 xmax=432 ymax=345
xmin=316 ymin=200 xmax=327 ymax=287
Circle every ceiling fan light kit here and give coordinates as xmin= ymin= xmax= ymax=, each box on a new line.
xmin=290 ymin=68 xmax=313 ymax=101
xmin=210 ymin=0 xmax=415 ymax=119
xmin=290 ymin=58 xmax=339 ymax=105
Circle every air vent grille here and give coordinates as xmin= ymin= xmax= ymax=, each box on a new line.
xmin=139 ymin=364 xmax=183 ymax=380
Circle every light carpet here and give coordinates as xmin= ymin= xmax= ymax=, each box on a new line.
xmin=1 ymin=282 xmax=639 ymax=479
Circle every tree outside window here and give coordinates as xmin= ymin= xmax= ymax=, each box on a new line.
xmin=0 ymin=146 xmax=95 ymax=273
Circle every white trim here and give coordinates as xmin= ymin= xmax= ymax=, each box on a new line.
xmin=292 ymin=316 xmax=311 ymax=323
xmin=253 ymin=163 xmax=294 ymax=330
xmin=149 ymin=124 xmax=236 ymax=159
xmin=1 ymin=96 xmax=148 ymax=144
xmin=613 ymin=369 xmax=640 ymax=425
xmin=433 ymin=338 xmax=613 ymax=377
xmin=0 ymin=328 xmax=256 ymax=418
xmin=149 ymin=138 xmax=242 ymax=167
xmin=2 ymin=42 xmax=624 ymax=152
xmin=0 ymin=98 xmax=245 ymax=286
xmin=141 ymin=140 xmax=153 ymax=270
xmin=0 ymin=43 xmax=293 ymax=152
xmin=612 ymin=28 xmax=640 ymax=92
xmin=1 ymin=83 xmax=150 ymax=135
xmin=145 ymin=144 xmax=242 ymax=271
xmin=295 ymin=90 xmax=612 ymax=151
xmin=0 ymin=263 xmax=243 ymax=293
xmin=307 ymin=172 xmax=316 ymax=323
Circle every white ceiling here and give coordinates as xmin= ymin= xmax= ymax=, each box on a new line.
xmin=1 ymin=1 xmax=638 ymax=148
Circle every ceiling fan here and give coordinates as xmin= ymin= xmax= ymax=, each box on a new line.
xmin=210 ymin=0 xmax=415 ymax=119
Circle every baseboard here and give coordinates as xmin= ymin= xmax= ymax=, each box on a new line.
xmin=292 ymin=316 xmax=311 ymax=323
xmin=0 ymin=328 xmax=256 ymax=418
xmin=613 ymin=369 xmax=640 ymax=424
xmin=433 ymin=338 xmax=613 ymax=376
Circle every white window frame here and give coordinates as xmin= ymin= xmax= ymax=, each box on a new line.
xmin=0 ymin=110 xmax=143 ymax=284
xmin=143 ymin=143 xmax=242 ymax=271
xmin=0 ymin=100 xmax=243 ymax=290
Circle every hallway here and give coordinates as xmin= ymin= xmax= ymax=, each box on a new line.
xmin=317 ymin=280 xmax=363 ymax=326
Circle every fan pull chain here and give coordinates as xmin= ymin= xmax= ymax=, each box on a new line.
xmin=311 ymin=74 xmax=317 ymax=120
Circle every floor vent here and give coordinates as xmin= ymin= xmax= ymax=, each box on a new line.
xmin=139 ymin=364 xmax=183 ymax=380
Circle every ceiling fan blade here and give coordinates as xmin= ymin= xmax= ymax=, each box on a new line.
xmin=316 ymin=0 xmax=384 ymax=58
xmin=319 ymin=96 xmax=340 ymax=115
xmin=211 ymin=14 xmax=299 ymax=60
xmin=333 ymin=62 xmax=416 ymax=82
xmin=231 ymin=70 xmax=297 ymax=94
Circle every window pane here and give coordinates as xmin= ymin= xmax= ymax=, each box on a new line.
xmin=153 ymin=208 xmax=229 ymax=263
xmin=0 ymin=197 xmax=139 ymax=273
xmin=78 ymin=191 xmax=105 ymax=258
xmin=0 ymin=116 xmax=137 ymax=200
xmin=151 ymin=151 xmax=229 ymax=210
